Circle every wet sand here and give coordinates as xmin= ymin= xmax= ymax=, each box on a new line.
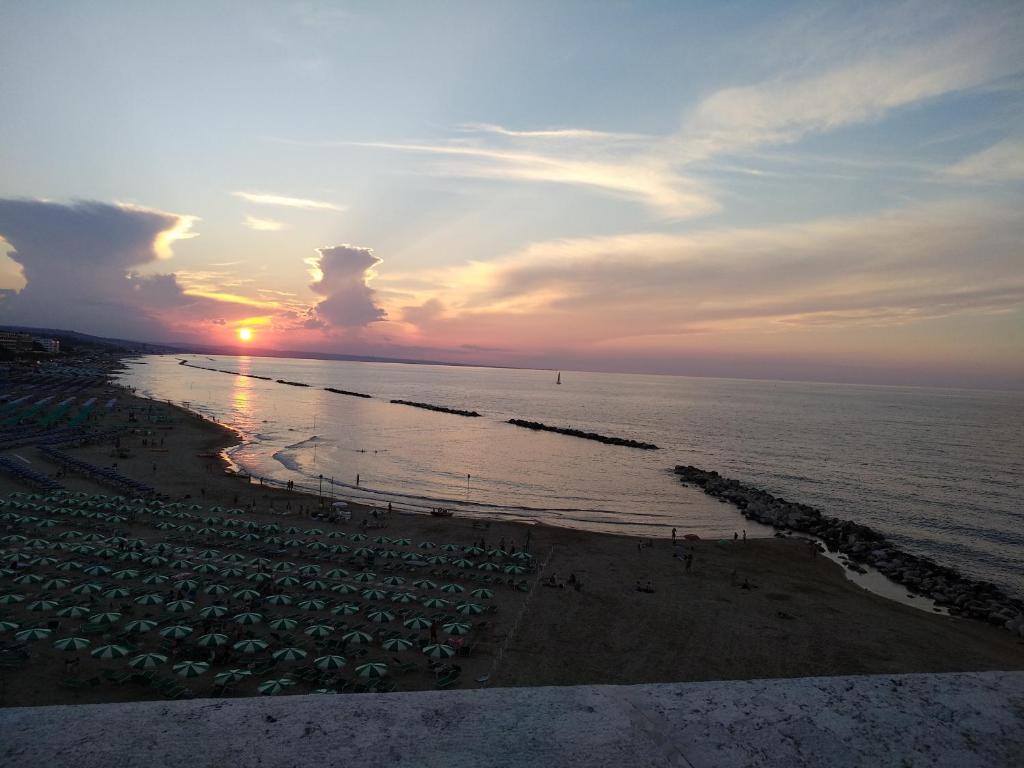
xmin=1 ymin=375 xmax=1021 ymax=706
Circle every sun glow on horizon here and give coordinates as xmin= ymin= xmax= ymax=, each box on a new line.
xmin=238 ymin=327 xmax=253 ymax=342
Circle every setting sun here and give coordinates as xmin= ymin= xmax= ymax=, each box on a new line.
xmin=237 ymin=327 xmax=253 ymax=342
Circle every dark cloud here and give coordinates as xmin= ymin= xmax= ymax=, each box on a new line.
xmin=308 ymin=245 xmax=386 ymax=328
xmin=0 ymin=199 xmax=196 ymax=339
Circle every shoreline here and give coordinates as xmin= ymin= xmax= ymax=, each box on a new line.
xmin=676 ymin=465 xmax=1024 ymax=634
xmin=0 ymin=353 xmax=1022 ymax=707
xmin=123 ymin=358 xmax=1017 ymax=626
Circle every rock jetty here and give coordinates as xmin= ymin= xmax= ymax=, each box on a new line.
xmin=390 ymin=400 xmax=481 ymax=417
xmin=509 ymin=419 xmax=658 ymax=449
xmin=674 ymin=465 xmax=1024 ymax=635
xmin=275 ymin=379 xmax=309 ymax=387
xmin=177 ymin=360 xmax=271 ymax=380
xmin=324 ymin=387 xmax=372 ymax=399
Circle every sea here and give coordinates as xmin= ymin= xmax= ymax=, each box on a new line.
xmin=116 ymin=354 xmax=1024 ymax=600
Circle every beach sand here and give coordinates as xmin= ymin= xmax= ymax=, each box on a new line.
xmin=1 ymin=373 xmax=1021 ymax=706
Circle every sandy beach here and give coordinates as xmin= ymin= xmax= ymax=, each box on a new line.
xmin=0 ymin=360 xmax=1021 ymax=708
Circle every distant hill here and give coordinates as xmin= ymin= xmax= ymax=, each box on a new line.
xmin=0 ymin=325 xmax=475 ymax=368
xmin=0 ymin=325 xmax=187 ymax=354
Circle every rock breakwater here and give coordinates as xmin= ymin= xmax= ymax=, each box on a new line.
xmin=509 ymin=419 xmax=658 ymax=449
xmin=390 ymin=400 xmax=481 ymax=417
xmin=324 ymin=387 xmax=372 ymax=399
xmin=674 ymin=465 xmax=1024 ymax=635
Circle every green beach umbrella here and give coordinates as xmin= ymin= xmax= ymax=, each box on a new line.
xmin=92 ymin=644 xmax=131 ymax=659
xmin=342 ymin=629 xmax=373 ymax=645
xmin=72 ymin=582 xmax=102 ymax=595
xmin=422 ymin=597 xmax=449 ymax=609
xmin=297 ymin=599 xmax=325 ymax=611
xmin=272 ymin=647 xmax=308 ymax=662
xmin=353 ymin=572 xmax=376 ymax=582
xmin=413 ymin=579 xmax=437 ymax=590
xmin=451 ymin=559 xmax=474 ymax=569
xmin=199 ymin=605 xmax=228 ymax=619
xmin=219 ymin=567 xmax=244 ymax=578
xmin=204 ymin=583 xmax=229 ymax=596
xmin=233 ymin=638 xmax=268 ymax=654
xmin=166 ymin=599 xmax=196 ymax=613
xmin=194 ymin=563 xmax=219 ymax=575
xmin=0 ymin=593 xmax=25 ymax=605
xmin=314 ymin=654 xmax=347 ymax=671
xmin=233 ymin=611 xmax=263 ymax=625
xmin=111 ymin=569 xmax=139 ymax=580
xmin=0 ymin=620 xmax=20 ymax=632
xmin=381 ymin=637 xmax=414 ymax=652
xmin=15 ymin=627 xmax=52 ymax=642
xmin=214 ymin=669 xmax=251 ymax=685
xmin=303 ymin=579 xmax=328 ymax=591
xmin=27 ymin=599 xmax=60 ymax=612
xmin=268 ymin=617 xmax=299 ymax=630
xmin=159 ymin=624 xmax=193 ymax=639
xmin=88 ymin=611 xmax=123 ymax=625
xmin=13 ymin=573 xmax=42 ymax=585
xmin=382 ymin=576 xmax=405 ymax=586
xmin=142 ymin=573 xmax=169 ymax=584
xmin=367 ymin=609 xmax=394 ymax=624
xmin=233 ymin=588 xmax=261 ymax=601
xmin=265 ymin=594 xmax=292 ymax=606
xmin=471 ymin=588 xmax=494 ymax=599
xmin=135 ymin=593 xmax=164 ymax=606
xmin=355 ymin=661 xmax=388 ymax=679
xmin=258 ymin=678 xmax=295 ymax=695
xmin=504 ymin=564 xmax=527 ymax=574
xmin=54 ymin=636 xmax=90 ymax=651
xmin=443 ymin=621 xmax=471 ymax=636
xmin=196 ymin=633 xmax=229 ymax=647
xmin=103 ymin=588 xmax=131 ymax=600
xmin=173 ymin=660 xmax=210 ymax=677
xmin=129 ymin=653 xmax=168 ymax=669
xmin=331 ymin=583 xmax=359 ymax=595
xmin=403 ymin=616 xmax=432 ymax=630
xmin=323 ymin=568 xmax=348 ymax=579
xmin=304 ymin=624 xmax=334 ymax=639
xmin=456 ymin=602 xmax=484 ymax=616
xmin=124 ymin=619 xmax=158 ymax=634
xmin=332 ymin=602 xmax=360 ymax=616
xmin=42 ymin=578 xmax=71 ymax=590
xmin=440 ymin=583 xmax=465 ymax=594
xmin=57 ymin=605 xmax=91 ymax=618
xmin=477 ymin=562 xmax=501 ymax=572
xmin=390 ymin=592 xmax=416 ymax=604
xmin=275 ymin=576 xmax=300 ymax=588
xmin=361 ymin=589 xmax=386 ymax=601
xmin=422 ymin=643 xmax=455 ymax=659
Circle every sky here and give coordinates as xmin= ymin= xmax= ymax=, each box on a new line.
xmin=0 ymin=0 xmax=1022 ymax=389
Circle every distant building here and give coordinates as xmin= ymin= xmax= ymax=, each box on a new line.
xmin=0 ymin=331 xmax=34 ymax=353
xmin=34 ymin=337 xmax=60 ymax=353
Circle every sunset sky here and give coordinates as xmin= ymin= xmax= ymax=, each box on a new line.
xmin=0 ymin=1 xmax=1022 ymax=388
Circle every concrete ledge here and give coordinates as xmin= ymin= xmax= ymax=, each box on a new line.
xmin=2 ymin=672 xmax=1023 ymax=767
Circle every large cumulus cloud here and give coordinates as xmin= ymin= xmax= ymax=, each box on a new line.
xmin=0 ymin=199 xmax=197 ymax=339
xmin=307 ymin=245 xmax=386 ymax=328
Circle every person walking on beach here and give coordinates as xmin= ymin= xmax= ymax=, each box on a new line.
xmin=671 ymin=527 xmax=677 ymax=545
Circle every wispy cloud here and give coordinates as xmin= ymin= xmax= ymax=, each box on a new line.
xmin=244 ymin=214 xmax=286 ymax=231
xmin=331 ymin=7 xmax=1021 ymax=218
xmin=942 ymin=138 xmax=1024 ymax=182
xmin=232 ymin=191 xmax=344 ymax=211
xmin=397 ymin=201 xmax=1024 ymax=348
xmin=351 ymin=140 xmax=717 ymax=219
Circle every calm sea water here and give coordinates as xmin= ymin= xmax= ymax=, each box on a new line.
xmin=117 ymin=355 xmax=1024 ymax=599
